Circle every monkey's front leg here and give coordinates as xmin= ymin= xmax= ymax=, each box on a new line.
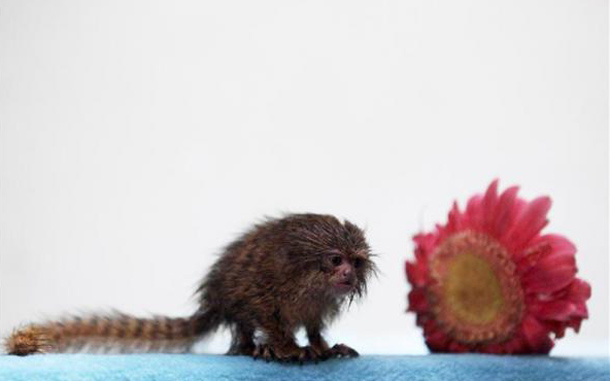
xmin=305 ymin=322 xmax=329 ymax=360
xmin=254 ymin=319 xmax=316 ymax=363
xmin=306 ymin=323 xmax=359 ymax=360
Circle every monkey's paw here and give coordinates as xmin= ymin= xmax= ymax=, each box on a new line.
xmin=252 ymin=343 xmax=274 ymax=362
xmin=252 ymin=344 xmax=321 ymax=364
xmin=325 ymin=343 xmax=359 ymax=359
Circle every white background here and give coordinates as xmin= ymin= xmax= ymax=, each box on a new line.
xmin=1 ymin=1 xmax=608 ymax=356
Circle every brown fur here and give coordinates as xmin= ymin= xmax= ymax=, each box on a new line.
xmin=5 ymin=213 xmax=375 ymax=362
xmin=5 ymin=313 xmax=205 ymax=355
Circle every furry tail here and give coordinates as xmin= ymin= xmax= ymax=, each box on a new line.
xmin=5 ymin=310 xmax=219 ymax=356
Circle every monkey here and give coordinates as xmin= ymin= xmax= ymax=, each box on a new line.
xmin=5 ymin=213 xmax=376 ymax=363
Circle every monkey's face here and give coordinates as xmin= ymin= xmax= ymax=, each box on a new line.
xmin=321 ymin=220 xmax=376 ymax=299
xmin=287 ymin=215 xmax=376 ymax=299
xmin=325 ymin=249 xmax=372 ymax=297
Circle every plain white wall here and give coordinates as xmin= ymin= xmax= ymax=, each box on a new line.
xmin=1 ymin=0 xmax=608 ymax=356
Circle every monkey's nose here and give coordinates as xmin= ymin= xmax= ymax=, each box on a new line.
xmin=342 ymin=268 xmax=353 ymax=280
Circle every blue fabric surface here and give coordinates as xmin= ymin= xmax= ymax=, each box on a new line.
xmin=0 ymin=354 xmax=608 ymax=381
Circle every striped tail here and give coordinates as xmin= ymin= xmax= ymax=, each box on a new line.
xmin=5 ymin=310 xmax=219 ymax=356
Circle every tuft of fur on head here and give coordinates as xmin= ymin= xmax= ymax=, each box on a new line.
xmin=5 ymin=325 xmax=53 ymax=356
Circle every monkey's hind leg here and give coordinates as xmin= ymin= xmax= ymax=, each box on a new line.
xmin=227 ymin=324 xmax=255 ymax=356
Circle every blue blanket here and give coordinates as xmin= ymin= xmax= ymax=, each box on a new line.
xmin=0 ymin=354 xmax=608 ymax=381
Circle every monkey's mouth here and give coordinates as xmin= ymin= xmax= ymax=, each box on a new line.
xmin=333 ymin=280 xmax=355 ymax=294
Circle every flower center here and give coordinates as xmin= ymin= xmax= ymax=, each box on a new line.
xmin=430 ymin=231 xmax=524 ymax=344
xmin=445 ymin=252 xmax=504 ymax=325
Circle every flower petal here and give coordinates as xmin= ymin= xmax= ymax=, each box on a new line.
xmin=448 ymin=341 xmax=469 ymax=353
xmin=521 ymin=315 xmax=554 ymax=354
xmin=518 ymin=234 xmax=576 ymax=275
xmin=413 ymin=233 xmax=437 ymax=260
xmin=491 ymin=185 xmax=520 ymax=240
xmin=425 ymin=324 xmax=450 ymax=352
xmin=567 ymin=317 xmax=584 ymax=333
xmin=446 ymin=201 xmax=463 ymax=234
xmin=481 ymin=180 xmax=499 ymax=231
xmin=565 ymin=278 xmax=592 ymax=302
xmin=506 ymin=196 xmax=552 ymax=254
xmin=520 ymin=235 xmax=578 ymax=293
xmin=531 ymin=300 xmax=578 ymax=321
xmin=522 ymin=265 xmax=576 ymax=294
xmin=406 ymin=261 xmax=427 ymax=287
xmin=465 ymin=194 xmax=484 ymax=230
xmin=407 ymin=288 xmax=428 ymax=312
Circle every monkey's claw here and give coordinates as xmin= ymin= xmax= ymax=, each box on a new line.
xmin=252 ymin=344 xmax=322 ymax=364
xmin=297 ymin=346 xmax=320 ymax=364
xmin=253 ymin=344 xmax=275 ymax=362
xmin=326 ymin=343 xmax=359 ymax=359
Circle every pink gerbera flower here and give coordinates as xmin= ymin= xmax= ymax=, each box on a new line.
xmin=406 ymin=180 xmax=591 ymax=354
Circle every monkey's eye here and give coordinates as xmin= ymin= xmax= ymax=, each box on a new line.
xmin=330 ymin=255 xmax=343 ymax=267
xmin=354 ymin=257 xmax=363 ymax=269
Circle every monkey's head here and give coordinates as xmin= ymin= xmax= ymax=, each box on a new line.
xmin=284 ymin=214 xmax=377 ymax=301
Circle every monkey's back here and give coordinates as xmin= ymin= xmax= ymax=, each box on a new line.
xmin=196 ymin=219 xmax=292 ymax=324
